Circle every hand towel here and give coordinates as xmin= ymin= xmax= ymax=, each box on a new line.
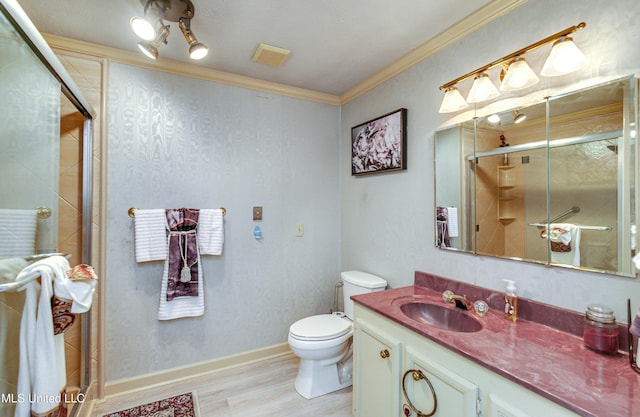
xmin=199 ymin=208 xmax=224 ymax=255
xmin=158 ymin=208 xmax=204 ymax=320
xmin=547 ymin=223 xmax=581 ymax=267
xmin=165 ymin=208 xmax=199 ymax=301
xmin=157 ymin=254 xmax=205 ymax=320
xmin=54 ymin=263 xmax=98 ymax=313
xmin=447 ymin=207 xmax=459 ymax=238
xmin=0 ymin=209 xmax=37 ymax=258
xmin=15 ymin=255 xmax=70 ymax=417
xmin=134 ymin=209 xmax=168 ymax=262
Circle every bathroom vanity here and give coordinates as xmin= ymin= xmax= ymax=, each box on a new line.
xmin=352 ymin=272 xmax=640 ymax=417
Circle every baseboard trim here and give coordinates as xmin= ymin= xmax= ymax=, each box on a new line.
xmin=104 ymin=343 xmax=291 ymax=398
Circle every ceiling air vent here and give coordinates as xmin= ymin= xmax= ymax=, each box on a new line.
xmin=252 ymin=43 xmax=291 ymax=67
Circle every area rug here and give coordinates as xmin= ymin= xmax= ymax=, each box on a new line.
xmin=101 ymin=391 xmax=200 ymax=417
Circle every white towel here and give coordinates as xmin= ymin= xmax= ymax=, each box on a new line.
xmin=0 ymin=257 xmax=29 ymax=284
xmin=549 ymin=223 xmax=581 ymax=267
xmin=199 ymin=208 xmax=224 ymax=255
xmin=447 ymin=207 xmax=459 ymax=238
xmin=0 ymin=209 xmax=37 ymax=258
xmin=53 ymin=265 xmax=97 ymax=314
xmin=15 ymin=256 xmax=69 ymax=417
xmin=134 ymin=209 xmax=168 ymax=262
xmin=157 ymin=232 xmax=204 ymax=320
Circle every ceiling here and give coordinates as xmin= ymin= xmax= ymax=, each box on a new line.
xmin=15 ymin=0 xmax=500 ymax=96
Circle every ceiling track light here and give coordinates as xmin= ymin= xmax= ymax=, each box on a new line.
xmin=438 ymin=22 xmax=588 ymax=113
xmin=130 ymin=0 xmax=208 ymax=61
xmin=513 ymin=110 xmax=527 ymax=124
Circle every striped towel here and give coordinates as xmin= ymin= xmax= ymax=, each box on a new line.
xmin=0 ymin=209 xmax=37 ymax=258
xmin=134 ymin=209 xmax=168 ymax=262
xmin=199 ymin=208 xmax=224 ymax=255
xmin=157 ymin=255 xmax=204 ymax=320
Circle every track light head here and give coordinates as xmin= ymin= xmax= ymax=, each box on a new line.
xmin=179 ymin=17 xmax=209 ymax=60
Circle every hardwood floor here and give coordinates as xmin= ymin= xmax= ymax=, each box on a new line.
xmin=91 ymin=353 xmax=353 ymax=417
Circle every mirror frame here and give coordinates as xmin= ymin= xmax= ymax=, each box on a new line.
xmin=434 ymin=75 xmax=638 ymax=278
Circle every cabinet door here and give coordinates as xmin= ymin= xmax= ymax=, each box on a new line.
xmin=404 ymin=346 xmax=479 ymax=417
xmin=353 ymin=318 xmax=402 ymax=417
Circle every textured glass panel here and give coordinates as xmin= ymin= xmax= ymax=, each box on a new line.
xmin=0 ymin=10 xmax=60 ymax=252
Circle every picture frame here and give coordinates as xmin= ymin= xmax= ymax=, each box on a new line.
xmin=351 ymin=108 xmax=407 ymax=176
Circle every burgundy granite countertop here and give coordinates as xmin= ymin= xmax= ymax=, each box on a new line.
xmin=351 ymin=272 xmax=640 ymax=417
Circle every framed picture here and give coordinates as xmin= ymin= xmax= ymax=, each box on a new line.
xmin=351 ymin=108 xmax=407 ymax=175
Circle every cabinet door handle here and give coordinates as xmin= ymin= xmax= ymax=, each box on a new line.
xmin=379 ymin=349 xmax=390 ymax=359
xmin=402 ymin=369 xmax=437 ymax=417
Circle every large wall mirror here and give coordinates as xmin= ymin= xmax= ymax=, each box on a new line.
xmin=435 ymin=75 xmax=638 ymax=277
xmin=0 ymin=0 xmax=94 ymax=415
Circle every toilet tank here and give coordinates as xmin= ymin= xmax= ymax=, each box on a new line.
xmin=341 ymin=271 xmax=387 ymax=319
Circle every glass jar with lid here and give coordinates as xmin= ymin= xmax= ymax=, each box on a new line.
xmin=583 ymin=304 xmax=619 ymax=354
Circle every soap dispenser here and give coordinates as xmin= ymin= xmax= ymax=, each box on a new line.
xmin=504 ymin=280 xmax=518 ymax=322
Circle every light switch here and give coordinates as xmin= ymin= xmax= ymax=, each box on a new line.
xmin=253 ymin=206 xmax=263 ymax=220
xmin=295 ymin=223 xmax=304 ymax=237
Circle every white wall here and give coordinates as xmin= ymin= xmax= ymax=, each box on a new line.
xmin=106 ymin=63 xmax=340 ymax=380
xmin=341 ymin=0 xmax=640 ymax=320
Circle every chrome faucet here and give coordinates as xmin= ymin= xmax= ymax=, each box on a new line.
xmin=442 ymin=290 xmax=473 ymax=311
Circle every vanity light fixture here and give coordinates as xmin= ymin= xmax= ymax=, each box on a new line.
xmin=438 ymin=22 xmax=587 ymax=113
xmin=130 ymin=0 xmax=208 ymax=60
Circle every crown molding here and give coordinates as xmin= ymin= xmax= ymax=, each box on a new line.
xmin=339 ymin=0 xmax=527 ymax=105
xmin=43 ymin=34 xmax=342 ymax=106
xmin=44 ymin=0 xmax=525 ymax=108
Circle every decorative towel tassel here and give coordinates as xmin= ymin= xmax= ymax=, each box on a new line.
xmin=180 ymin=265 xmax=192 ymax=283
xmin=179 ymin=234 xmax=192 ymax=283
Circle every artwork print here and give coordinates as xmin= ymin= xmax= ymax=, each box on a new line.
xmin=351 ymin=108 xmax=407 ymax=175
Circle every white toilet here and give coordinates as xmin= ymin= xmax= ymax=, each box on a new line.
xmin=288 ymin=270 xmax=387 ymax=399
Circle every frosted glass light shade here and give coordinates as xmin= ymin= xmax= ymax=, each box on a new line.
xmin=439 ymin=86 xmax=468 ymax=113
xmin=467 ymin=73 xmax=500 ymax=103
xmin=540 ymin=37 xmax=588 ymax=76
xmin=500 ymin=57 xmax=539 ymax=91
xmin=130 ymin=17 xmax=156 ymax=41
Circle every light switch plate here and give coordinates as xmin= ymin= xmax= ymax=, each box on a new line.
xmin=253 ymin=206 xmax=263 ymax=220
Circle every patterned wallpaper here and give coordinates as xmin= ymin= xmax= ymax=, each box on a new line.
xmin=106 ymin=63 xmax=340 ymax=380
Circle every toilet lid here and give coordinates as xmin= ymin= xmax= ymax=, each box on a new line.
xmin=289 ymin=314 xmax=351 ymax=341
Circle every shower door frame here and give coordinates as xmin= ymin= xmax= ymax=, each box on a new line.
xmin=0 ymin=0 xmax=96 ymax=415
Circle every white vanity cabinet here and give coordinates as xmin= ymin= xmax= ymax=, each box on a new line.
xmin=353 ymin=318 xmax=402 ymax=417
xmin=353 ymin=304 xmax=580 ymax=417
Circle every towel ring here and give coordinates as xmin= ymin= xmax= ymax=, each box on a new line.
xmin=401 ymin=369 xmax=437 ymax=417
xmin=128 ymin=206 xmax=226 ymax=217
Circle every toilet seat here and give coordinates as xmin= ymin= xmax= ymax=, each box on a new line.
xmin=289 ymin=314 xmax=351 ymax=341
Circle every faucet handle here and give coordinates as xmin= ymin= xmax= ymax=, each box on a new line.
xmin=442 ymin=290 xmax=454 ymax=304
xmin=473 ymin=300 xmax=489 ymax=317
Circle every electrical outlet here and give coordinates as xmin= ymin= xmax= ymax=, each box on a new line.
xmin=295 ymin=223 xmax=304 ymax=237
xmin=253 ymin=206 xmax=262 ymax=220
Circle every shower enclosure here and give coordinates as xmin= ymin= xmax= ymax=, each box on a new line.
xmin=0 ymin=1 xmax=94 ymax=416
